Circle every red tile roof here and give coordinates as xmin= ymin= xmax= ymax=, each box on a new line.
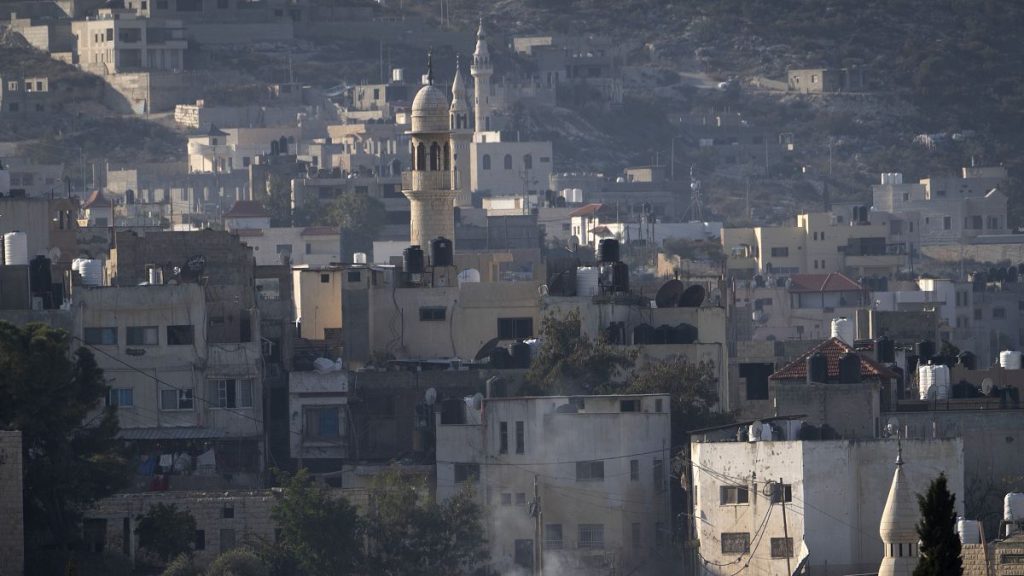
xmin=301 ymin=226 xmax=340 ymax=236
xmin=569 ymin=203 xmax=604 ymax=217
xmin=769 ymin=336 xmax=897 ymax=381
xmin=224 ymin=200 xmax=270 ymax=219
xmin=788 ymin=272 xmax=863 ymax=293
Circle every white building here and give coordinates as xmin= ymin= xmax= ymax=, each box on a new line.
xmin=187 ymin=126 xmax=299 ymax=174
xmin=288 ymin=369 xmax=350 ymax=463
xmin=470 ymin=133 xmax=553 ymax=198
xmin=436 ymin=394 xmax=672 ymax=576
xmin=690 ymin=426 xmax=964 ymax=576
xmin=236 ymin=226 xmax=340 ymax=267
xmin=72 ymin=9 xmax=186 ymax=75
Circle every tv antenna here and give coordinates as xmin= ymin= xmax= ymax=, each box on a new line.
xmin=685 ymin=164 xmax=705 ymax=222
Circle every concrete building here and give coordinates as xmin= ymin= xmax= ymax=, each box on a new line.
xmin=0 ymin=75 xmax=52 ymax=114
xmin=0 ymin=431 xmax=24 ymax=576
xmin=690 ymin=431 xmax=963 ymax=576
xmin=436 ymin=394 xmax=672 ymax=576
xmin=1 ymin=158 xmax=64 ymax=197
xmin=188 ymin=126 xmax=300 ymax=175
xmin=732 ymin=273 xmax=868 ymax=341
xmin=222 ymin=200 xmax=271 ymax=231
xmin=72 ymin=9 xmax=186 ymax=74
xmin=236 ymin=226 xmax=340 ymax=267
xmin=0 ymin=196 xmax=78 ymax=268
xmin=787 ymin=67 xmax=865 ymax=93
xmin=471 ymin=134 xmax=554 ymax=198
xmin=288 ymin=369 xmax=350 ymax=465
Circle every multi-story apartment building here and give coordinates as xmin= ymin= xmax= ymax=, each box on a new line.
xmin=72 ymin=8 xmax=186 ymax=75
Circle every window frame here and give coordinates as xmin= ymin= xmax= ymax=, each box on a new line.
xmin=721 ymin=532 xmax=751 ymax=554
xmin=108 ymin=388 xmax=134 ymax=407
xmin=575 ymin=460 xmax=605 ymax=482
xmin=578 ymin=524 xmax=605 ymax=549
xmin=166 ymin=324 xmax=195 ymax=345
xmin=160 ymin=388 xmax=194 ymax=411
xmin=719 ymin=485 xmax=750 ymax=505
xmin=84 ymin=326 xmax=118 ymax=345
xmin=126 ymin=325 xmax=159 ymax=346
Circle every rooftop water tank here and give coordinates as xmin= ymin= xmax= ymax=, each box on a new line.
xmin=457 ymin=268 xmax=481 ymax=286
xmin=77 ymin=259 xmax=103 ymax=287
xmin=831 ymin=317 xmax=854 ymax=346
xmin=598 ymin=238 xmax=620 ymax=263
xmin=918 ymin=364 xmax=950 ymax=400
xmin=1000 ymin=350 xmax=1022 ymax=370
xmin=3 ymin=231 xmax=28 ymax=266
xmin=403 ymin=245 xmax=424 ymax=275
xmin=957 ymin=518 xmax=981 ymax=545
xmin=576 ymin=266 xmax=600 ymax=297
xmin=353 ymin=252 xmax=367 ymax=264
xmin=1005 ymin=493 xmax=1024 ymax=522
xmin=430 ymin=236 xmax=453 ymax=268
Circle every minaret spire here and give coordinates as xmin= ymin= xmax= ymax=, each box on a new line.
xmin=427 ymin=50 xmax=434 ymax=85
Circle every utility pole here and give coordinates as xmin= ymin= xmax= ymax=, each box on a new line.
xmin=780 ymin=477 xmax=792 ymax=576
xmin=533 ymin=474 xmax=544 ymax=576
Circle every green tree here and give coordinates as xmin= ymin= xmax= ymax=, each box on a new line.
xmin=914 ymin=473 xmax=962 ymax=576
xmin=136 ymin=503 xmax=197 ymax=563
xmin=0 ymin=322 xmax=127 ymax=552
xmin=626 ymin=356 xmax=732 ymax=444
xmin=161 ymin=553 xmax=200 ymax=576
xmin=365 ymin=467 xmax=487 ymax=576
xmin=206 ymin=547 xmax=270 ymax=576
xmin=265 ymin=174 xmax=294 ymax=227
xmin=271 ymin=469 xmax=363 ymax=576
xmin=526 ymin=309 xmax=638 ymax=394
xmin=322 ymin=192 xmax=387 ymax=257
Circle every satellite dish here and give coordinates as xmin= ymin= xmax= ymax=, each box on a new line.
xmin=424 ymin=387 xmax=437 ymax=406
xmin=471 ymin=393 xmax=484 ymax=411
xmin=981 ymin=377 xmax=995 ymax=396
xmin=886 ymin=416 xmax=900 ymax=437
xmin=474 ymin=337 xmax=501 ymax=361
xmin=678 ymin=284 xmax=707 ymax=307
xmin=655 ymin=279 xmax=685 ymax=308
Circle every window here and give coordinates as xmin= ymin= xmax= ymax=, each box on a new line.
xmin=771 ymin=537 xmax=794 ymax=558
xmin=497 ymin=317 xmax=534 ymax=339
xmin=454 ymin=463 xmax=480 ymax=483
xmin=222 ymin=506 xmax=234 ymax=519
xmin=653 ymin=459 xmax=665 ymax=492
xmin=770 ymin=247 xmax=788 ymax=257
xmin=501 ymin=493 xmax=512 ymax=506
xmin=993 ymin=307 xmax=1006 ymax=319
xmin=105 ymin=28 xmax=113 ymax=41
xmin=770 ymin=483 xmax=793 ymax=503
xmin=578 ymin=524 xmax=605 ymax=549
xmin=482 ymin=154 xmax=491 ymax=170
xmin=576 ymin=461 xmax=604 ymax=481
xmin=84 ymin=327 xmax=117 ymax=345
xmin=160 ymin=388 xmax=194 ymax=411
xmin=974 ymin=308 xmax=982 ymax=321
xmin=419 ymin=307 xmax=446 ymax=321
xmin=347 ymin=271 xmax=361 ymax=282
xmin=545 ymin=524 xmax=563 ymax=550
xmin=630 ymin=459 xmax=639 ymax=481
xmin=320 ymin=273 xmax=331 ymax=283
xmin=219 ymin=528 xmax=236 ymax=553
xmin=166 ymin=325 xmax=194 ymax=345
xmin=515 ymin=421 xmax=525 ymax=454
xmin=655 ymin=398 xmax=664 ymax=412
xmin=504 ymin=154 xmax=513 ymax=170
xmin=209 ymin=379 xmax=253 ymax=409
xmin=126 ymin=326 xmax=159 ymax=346
xmin=720 ymin=485 xmax=750 ymax=505
xmin=108 ymin=388 xmax=134 ymax=407
xmin=523 ymin=154 xmax=533 ymax=169
xmin=943 ymin=216 xmax=952 ymax=230
xmin=195 ymin=530 xmax=206 ymax=550
xmin=721 ymin=532 xmax=750 ymax=554
xmin=305 ymin=242 xmax=312 ymax=255
xmin=275 ymin=244 xmax=292 ymax=255
xmin=515 ymin=492 xmax=526 ymax=506
xmin=304 ymin=406 xmax=341 ymax=439
xmin=6 ymin=81 xmax=17 ymax=91
xmin=620 ymin=399 xmax=640 ymax=412
xmin=499 ymin=421 xmax=508 ymax=454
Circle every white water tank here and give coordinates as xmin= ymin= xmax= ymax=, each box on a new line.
xmin=1000 ymin=350 xmax=1022 ymax=370
xmin=457 ymin=268 xmax=481 ymax=286
xmin=831 ymin=317 xmax=855 ymax=346
xmin=1006 ymin=493 xmax=1024 ymax=522
xmin=353 ymin=252 xmax=367 ymax=264
xmin=147 ymin=267 xmax=163 ymax=285
xmin=78 ymin=259 xmax=103 ymax=286
xmin=3 ymin=231 xmax=28 ymax=266
xmin=918 ymin=364 xmax=950 ymax=400
xmin=957 ymin=518 xmax=982 ymax=544
xmin=576 ymin=266 xmax=600 ymax=296
xmin=572 ymin=188 xmax=583 ymax=203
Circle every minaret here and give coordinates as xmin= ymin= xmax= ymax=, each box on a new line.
xmin=878 ymin=443 xmax=920 ymax=576
xmin=470 ymin=18 xmax=493 ymax=133
xmin=403 ymin=52 xmax=456 ymax=250
xmin=450 ymin=55 xmax=472 ymax=207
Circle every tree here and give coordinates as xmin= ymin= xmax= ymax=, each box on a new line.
xmin=265 ymin=174 xmax=294 ymax=228
xmin=271 ymin=469 xmax=363 ymax=576
xmin=0 ymin=322 xmax=127 ymax=551
xmin=526 ymin=309 xmax=637 ymax=394
xmin=626 ymin=356 xmax=732 ymax=445
xmin=206 ymin=548 xmax=270 ymax=576
xmin=914 ymin=473 xmax=962 ymax=576
xmin=322 ymin=192 xmax=387 ymax=257
xmin=136 ymin=503 xmax=197 ymax=563
xmin=365 ymin=466 xmax=487 ymax=576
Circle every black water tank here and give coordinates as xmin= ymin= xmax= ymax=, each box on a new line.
xmin=807 ymin=352 xmax=828 ymax=384
xmin=916 ymin=340 xmax=936 ymax=363
xmin=875 ymin=335 xmax=895 ymax=364
xmin=676 ymin=323 xmax=698 ymax=344
xmin=489 ymin=347 xmax=511 ymax=369
xmin=430 ymin=237 xmax=453 ymax=268
xmin=654 ymin=324 xmax=674 ymax=344
xmin=957 ymin=351 xmax=977 ymax=370
xmin=29 ymin=255 xmax=52 ymax=294
xmin=598 ymin=238 xmax=620 ymax=263
xmin=403 ymin=245 xmax=425 ymax=274
xmin=605 ymin=322 xmax=625 ymax=344
xmin=838 ymin=352 xmax=861 ymax=384
xmin=632 ymin=323 xmax=655 ymax=345
xmin=611 ymin=262 xmax=629 ymax=293
xmin=510 ymin=341 xmax=532 ymax=368
xmin=1008 ymin=266 xmax=1019 ymax=283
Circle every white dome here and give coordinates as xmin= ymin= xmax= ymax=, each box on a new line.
xmin=411 ymin=84 xmax=450 ymax=133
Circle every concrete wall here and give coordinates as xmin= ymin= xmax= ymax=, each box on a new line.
xmin=771 ymin=381 xmax=880 ymax=439
xmin=0 ymin=431 xmax=24 ymax=576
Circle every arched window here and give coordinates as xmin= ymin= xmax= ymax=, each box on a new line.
xmin=430 ymin=143 xmax=441 ymax=171
xmin=504 ymin=154 xmax=513 ymax=170
xmin=443 ymin=143 xmax=451 ymax=171
xmin=415 ymin=143 xmax=426 ymax=171
xmin=523 ymin=154 xmax=533 ymax=170
xmin=482 ymin=154 xmax=491 ymax=170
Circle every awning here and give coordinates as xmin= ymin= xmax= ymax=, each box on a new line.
xmin=117 ymin=427 xmax=227 ymax=441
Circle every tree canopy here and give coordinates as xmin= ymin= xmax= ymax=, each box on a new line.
xmin=914 ymin=472 xmax=962 ymax=576
xmin=136 ymin=503 xmax=198 ymax=563
xmin=526 ymin=309 xmax=638 ymax=395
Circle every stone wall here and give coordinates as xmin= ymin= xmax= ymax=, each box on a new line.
xmin=0 ymin=431 xmax=24 ymax=576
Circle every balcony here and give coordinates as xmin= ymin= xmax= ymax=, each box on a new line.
xmin=402 ymin=170 xmax=452 ymax=192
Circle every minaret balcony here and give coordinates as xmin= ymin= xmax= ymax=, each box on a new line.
xmin=402 ymin=170 xmax=453 ymax=191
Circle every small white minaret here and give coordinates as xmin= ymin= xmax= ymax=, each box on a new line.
xmin=449 ymin=55 xmax=472 ymax=207
xmin=878 ymin=442 xmax=920 ymax=576
xmin=470 ymin=18 xmax=493 ymax=133
xmin=404 ymin=52 xmax=456 ymax=250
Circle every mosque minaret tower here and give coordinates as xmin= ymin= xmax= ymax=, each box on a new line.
xmin=470 ymin=18 xmax=493 ymax=133
xmin=449 ymin=55 xmax=472 ymax=208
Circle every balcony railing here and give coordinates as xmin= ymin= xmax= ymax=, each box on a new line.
xmin=402 ymin=170 xmax=453 ymax=191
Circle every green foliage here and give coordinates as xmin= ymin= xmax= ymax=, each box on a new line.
xmin=206 ymin=547 xmax=270 ymax=576
xmin=526 ymin=309 xmax=638 ymax=394
xmin=626 ymin=356 xmax=731 ymax=443
xmin=365 ymin=467 xmax=488 ymax=576
xmin=271 ymin=469 xmax=363 ymax=576
xmin=265 ymin=175 xmax=295 ymax=228
xmin=914 ymin=473 xmax=962 ymax=576
xmin=0 ymin=322 xmax=127 ymax=551
xmin=161 ymin=553 xmax=201 ymax=576
xmin=136 ymin=503 xmax=198 ymax=563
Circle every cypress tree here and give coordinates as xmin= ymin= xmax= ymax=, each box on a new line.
xmin=914 ymin=473 xmax=962 ymax=576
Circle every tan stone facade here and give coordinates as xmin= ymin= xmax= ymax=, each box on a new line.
xmin=0 ymin=431 xmax=24 ymax=576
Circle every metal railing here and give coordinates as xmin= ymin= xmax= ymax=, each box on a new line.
xmin=402 ymin=170 xmax=453 ymax=191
